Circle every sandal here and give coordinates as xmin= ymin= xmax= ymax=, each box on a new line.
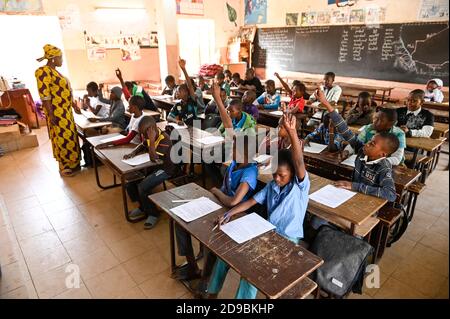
xmin=143 ymin=215 xmax=160 ymax=230
xmin=59 ymin=169 xmax=75 ymax=177
xmin=172 ymin=264 xmax=202 ymax=281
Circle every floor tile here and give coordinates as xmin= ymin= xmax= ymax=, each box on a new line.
xmin=419 ymin=232 xmax=449 ymax=255
xmin=75 ymin=246 xmax=120 ymax=281
xmin=373 ymin=277 xmax=426 ymax=299
xmin=33 ymin=263 xmax=76 ymax=299
xmin=84 ymin=265 xmax=136 ymax=299
xmin=139 ymin=270 xmax=187 ymax=299
xmin=123 ymin=248 xmax=170 ymax=284
xmin=108 ymin=233 xmax=154 ymax=263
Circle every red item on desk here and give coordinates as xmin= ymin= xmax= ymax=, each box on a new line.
xmin=0 ymin=119 xmax=17 ymax=126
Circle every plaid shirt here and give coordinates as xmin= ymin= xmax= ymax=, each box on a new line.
xmin=329 ymin=110 xmax=397 ymax=202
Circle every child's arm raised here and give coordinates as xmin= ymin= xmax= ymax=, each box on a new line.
xmin=274 ymin=72 xmax=293 ymax=96
xmin=178 ymin=58 xmax=196 ymax=100
xmin=282 ymin=114 xmax=306 ymax=181
xmin=212 ymin=82 xmax=234 ymax=135
xmin=316 ymin=88 xmax=363 ymax=153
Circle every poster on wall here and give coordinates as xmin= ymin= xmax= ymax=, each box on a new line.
xmin=87 ymin=46 xmax=106 ymax=61
xmin=300 ymin=12 xmax=318 ymax=26
xmin=286 ymin=13 xmax=299 ymax=26
xmin=317 ymin=11 xmax=331 ymax=24
xmin=418 ymin=0 xmax=449 ymax=20
xmin=365 ymin=7 xmax=386 ymax=24
xmin=349 ymin=9 xmax=365 ymax=23
xmin=0 ymin=0 xmax=43 ymax=13
xmin=330 ymin=10 xmax=349 ymax=24
xmin=245 ymin=0 xmax=267 ymax=25
xmin=57 ymin=4 xmax=82 ymax=31
xmin=176 ymin=0 xmax=204 ymax=16
xmin=84 ymin=33 xmax=156 ymax=49
xmin=121 ymin=42 xmax=141 ymax=62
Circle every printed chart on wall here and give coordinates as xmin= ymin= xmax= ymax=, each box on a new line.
xmin=245 ymin=0 xmax=267 ymax=25
xmin=418 ymin=0 xmax=449 ymax=20
xmin=176 ymin=0 xmax=204 ymax=16
xmin=253 ymin=22 xmax=449 ymax=85
xmin=0 ymin=0 xmax=42 ymax=13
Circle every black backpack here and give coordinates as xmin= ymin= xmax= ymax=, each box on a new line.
xmin=310 ymin=225 xmax=374 ymax=298
xmin=201 ymin=113 xmax=222 ymax=130
xmin=142 ymin=90 xmax=158 ymax=111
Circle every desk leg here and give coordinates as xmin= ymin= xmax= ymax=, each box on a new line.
xmin=169 ymin=218 xmax=176 ymax=272
xmin=350 ymin=224 xmax=356 ymax=236
xmin=91 ymin=147 xmax=120 ymax=190
xmin=411 ymin=149 xmax=419 ymax=169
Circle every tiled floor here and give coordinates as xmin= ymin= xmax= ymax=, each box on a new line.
xmin=0 ymin=128 xmax=448 ymax=299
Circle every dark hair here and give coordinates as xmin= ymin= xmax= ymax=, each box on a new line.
xmin=229 ymin=99 xmax=243 ymax=111
xmin=379 ymin=132 xmax=400 ymax=156
xmin=243 ymin=89 xmax=256 ymax=100
xmin=325 ymin=72 xmax=336 ymax=80
xmin=409 ymin=89 xmax=425 ymax=102
xmin=224 ymin=70 xmax=232 ymax=77
xmin=138 ymin=116 xmax=156 ymax=136
xmin=292 ymin=80 xmax=301 ymax=87
xmin=177 ymin=83 xmax=189 ymax=94
xmin=87 ymin=82 xmax=98 ymax=92
xmin=379 ymin=108 xmax=398 ymax=123
xmin=293 ymin=81 xmax=306 ymax=93
xmin=277 ymin=149 xmax=295 ymax=174
xmin=129 ymin=96 xmax=145 ymax=111
xmin=216 ymin=72 xmax=225 ymax=80
xmin=232 ymin=72 xmax=241 ymax=79
xmin=265 ymin=79 xmax=275 ymax=87
xmin=165 ymin=75 xmax=175 ymax=83
xmin=125 ymin=81 xmax=134 ymax=90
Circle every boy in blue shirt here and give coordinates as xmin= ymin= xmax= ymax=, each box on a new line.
xmin=205 ymin=113 xmax=310 ymax=299
xmin=254 ymin=79 xmax=281 ymax=110
xmin=304 ymin=112 xmax=343 ymax=152
xmin=173 ymin=134 xmax=258 ymax=281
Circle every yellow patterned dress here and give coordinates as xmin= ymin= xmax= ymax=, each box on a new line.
xmin=35 ymin=66 xmax=80 ymax=170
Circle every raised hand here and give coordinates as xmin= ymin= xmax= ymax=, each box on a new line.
xmin=281 ymin=113 xmax=296 ymax=133
xmin=274 ymin=72 xmax=280 ymax=78
xmin=211 ymin=82 xmax=221 ymax=101
xmin=115 ymin=68 xmax=123 ymax=79
xmin=178 ymin=57 xmax=186 ymax=70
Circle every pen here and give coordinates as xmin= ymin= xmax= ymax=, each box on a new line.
xmin=171 ymin=199 xmax=196 ymax=203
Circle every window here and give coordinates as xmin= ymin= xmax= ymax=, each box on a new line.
xmin=177 ymin=19 xmax=215 ymax=74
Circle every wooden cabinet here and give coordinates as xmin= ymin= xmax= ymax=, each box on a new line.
xmin=0 ymin=89 xmax=38 ymax=129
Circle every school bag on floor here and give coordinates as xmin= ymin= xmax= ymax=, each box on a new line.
xmin=310 ymin=225 xmax=374 ymax=298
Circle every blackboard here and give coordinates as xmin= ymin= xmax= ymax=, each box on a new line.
xmin=252 ymin=22 xmax=449 ymax=85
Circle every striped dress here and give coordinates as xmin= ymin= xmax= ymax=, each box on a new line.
xmin=35 ymin=66 xmax=80 ymax=170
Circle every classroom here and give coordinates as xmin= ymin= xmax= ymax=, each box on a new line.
xmin=0 ymin=0 xmax=448 ymax=302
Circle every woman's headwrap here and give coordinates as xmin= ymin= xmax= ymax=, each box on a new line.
xmin=36 ymin=44 xmax=62 ymax=62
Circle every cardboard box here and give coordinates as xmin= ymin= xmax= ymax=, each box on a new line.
xmin=0 ymin=130 xmax=39 ymax=153
xmin=0 ymin=124 xmax=20 ymax=135
xmin=19 ymin=133 xmax=39 ymax=149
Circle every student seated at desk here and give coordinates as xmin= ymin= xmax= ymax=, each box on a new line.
xmin=344 ymin=107 xmax=406 ymax=166
xmin=167 ymin=59 xmax=199 ymax=126
xmin=205 ymin=114 xmax=310 ymax=299
xmin=424 ymin=78 xmax=444 ymax=103
xmin=89 ymin=85 xmax=127 ymax=132
xmin=212 ymin=83 xmax=256 ymax=136
xmin=304 ymin=113 xmax=343 ymax=152
xmin=162 ymin=75 xmax=177 ymax=96
xmin=253 ymin=80 xmax=281 ymax=110
xmin=198 ymin=75 xmax=210 ymax=92
xmin=215 ymin=72 xmax=231 ymax=96
xmin=96 ymin=96 xmax=145 ymax=149
xmin=316 ymin=89 xmax=398 ymax=202
xmin=190 ymin=77 xmax=206 ymax=113
xmin=230 ymin=72 xmax=244 ymax=87
xmin=396 ymin=89 xmax=435 ymax=138
xmin=205 ymin=88 xmax=230 ymax=115
xmin=307 ymin=72 xmax=342 ymax=127
xmin=258 ymin=118 xmax=291 ymax=154
xmin=239 ymin=68 xmax=264 ymax=97
xmin=115 ymin=68 xmax=157 ymax=111
xmin=82 ymin=82 xmax=110 ymax=118
xmin=274 ymin=73 xmax=307 ymax=114
xmin=346 ymin=91 xmax=377 ymax=126
xmin=124 ymin=116 xmax=179 ymax=226
xmin=242 ymin=90 xmax=259 ymax=120
xmin=173 ymin=134 xmax=258 ymax=281
xmin=224 ymin=70 xmax=232 ymax=84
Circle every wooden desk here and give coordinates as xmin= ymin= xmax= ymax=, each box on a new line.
xmin=124 ymin=109 xmax=161 ymax=120
xmin=336 ymin=83 xmax=394 ymax=103
xmin=73 ymin=112 xmax=112 ymax=138
xmin=152 ymin=95 xmax=176 ymax=115
xmin=1 ymin=89 xmax=39 ymax=129
xmin=86 ymin=134 xmax=162 ymax=222
xmin=149 ymin=183 xmax=323 ymax=299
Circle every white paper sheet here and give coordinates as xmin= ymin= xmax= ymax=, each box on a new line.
xmin=270 ymin=110 xmax=283 ymax=116
xmin=152 ymin=95 xmax=173 ymax=99
xmin=167 ymin=123 xmax=188 ymax=130
xmin=121 ymin=153 xmax=150 ymax=166
xmin=195 ymin=135 xmax=225 ymax=145
xmin=303 ymin=142 xmax=328 ymax=154
xmin=100 ymin=134 xmax=124 ymax=143
xmin=311 ymin=101 xmax=321 ymax=107
xmin=170 ymin=197 xmax=222 ymax=222
xmin=341 ymin=154 xmax=357 ymax=168
xmin=220 ymin=213 xmax=276 ymax=244
xmin=309 ymin=185 xmax=357 ymax=208
xmin=81 ymin=109 xmax=100 ymax=119
xmin=253 ymin=154 xmax=272 ymax=164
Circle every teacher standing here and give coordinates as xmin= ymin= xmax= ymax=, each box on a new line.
xmin=35 ymin=44 xmax=81 ymax=177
